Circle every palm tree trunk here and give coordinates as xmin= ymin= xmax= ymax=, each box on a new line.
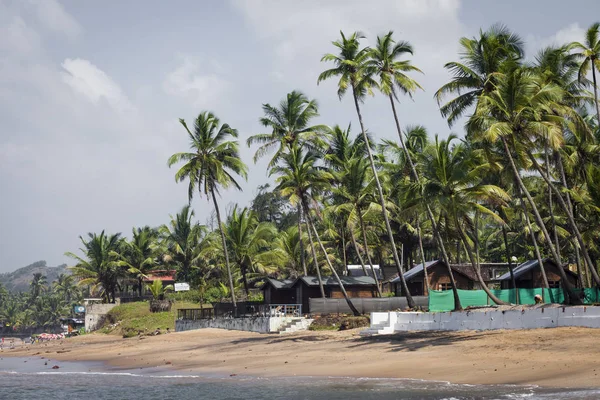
xmin=340 ymin=223 xmax=348 ymax=275
xmin=574 ymin=241 xmax=585 ymax=289
xmin=544 ymin=140 xmax=562 ymax=261
xmin=387 ymin=94 xmax=462 ymax=309
xmin=297 ymin=204 xmax=307 ymax=276
xmin=303 ymin=199 xmax=360 ymax=316
xmin=352 ymin=90 xmax=415 ymax=309
xmin=593 ymin=66 xmax=600 ymax=125
xmin=517 ymin=184 xmax=549 ymax=292
xmin=350 ymin=230 xmax=369 ymax=277
xmin=526 ymin=150 xmax=600 ymax=287
xmin=453 ymin=209 xmax=508 ymax=305
xmin=210 ymin=186 xmax=236 ymax=307
xmin=501 ymin=225 xmax=518 ymax=293
xmin=357 ymin=208 xmax=382 ymax=296
xmin=303 ymin=206 xmax=325 ymax=298
xmin=241 ymin=264 xmax=250 ymax=297
xmin=416 ymin=215 xmax=430 ymax=293
xmin=501 ymin=137 xmax=580 ymax=303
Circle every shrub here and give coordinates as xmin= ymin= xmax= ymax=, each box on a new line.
xmin=308 ymin=315 xmax=370 ymax=331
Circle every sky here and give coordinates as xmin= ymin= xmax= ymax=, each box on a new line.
xmin=1 ymin=0 xmax=599 ymax=272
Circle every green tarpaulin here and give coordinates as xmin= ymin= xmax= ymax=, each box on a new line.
xmin=429 ymin=287 xmax=598 ymax=312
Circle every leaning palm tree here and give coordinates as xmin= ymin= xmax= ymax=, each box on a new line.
xmin=168 ymin=112 xmax=248 ymax=306
xmin=571 ymin=22 xmax=600 ymax=124
xmin=66 ymin=231 xmax=123 ymax=303
xmin=422 ymin=135 xmax=510 ymax=305
xmin=248 ymin=91 xmax=327 ymax=277
xmin=318 ymin=30 xmax=415 ymax=309
xmin=271 ymin=144 xmax=360 ymax=315
xmin=370 ymin=32 xmax=462 ymax=309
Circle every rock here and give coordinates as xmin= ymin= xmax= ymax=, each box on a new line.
xmin=165 ymin=361 xmax=172 ymax=365
xmin=52 ymin=365 xmax=59 ymax=369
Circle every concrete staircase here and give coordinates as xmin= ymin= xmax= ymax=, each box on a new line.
xmin=278 ymin=318 xmax=314 ymax=334
xmin=359 ymin=315 xmax=395 ymax=336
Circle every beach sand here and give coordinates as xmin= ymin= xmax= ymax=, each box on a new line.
xmin=3 ymin=327 xmax=600 ymax=388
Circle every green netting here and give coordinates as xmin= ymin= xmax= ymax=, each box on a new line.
xmin=583 ymin=288 xmax=600 ymax=303
xmin=428 ymin=286 xmax=597 ymax=311
xmin=457 ymin=289 xmax=488 ymax=308
xmin=429 ymin=289 xmax=455 ymax=312
xmin=490 ymin=288 xmax=516 ymax=304
xmin=545 ymin=288 xmax=565 ymax=304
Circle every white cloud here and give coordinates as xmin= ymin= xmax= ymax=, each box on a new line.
xmin=163 ymin=56 xmax=231 ymax=108
xmin=61 ymin=58 xmax=133 ymax=112
xmin=29 ymin=0 xmax=82 ymax=38
xmin=526 ymin=23 xmax=585 ymax=58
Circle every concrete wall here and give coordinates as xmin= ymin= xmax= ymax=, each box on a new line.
xmin=176 ymin=316 xmax=294 ymax=334
xmin=368 ymin=306 xmax=600 ymax=334
xmin=85 ymin=303 xmax=117 ymax=332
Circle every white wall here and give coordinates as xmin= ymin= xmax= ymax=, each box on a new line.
xmin=84 ymin=303 xmax=117 ymax=332
xmin=368 ymin=306 xmax=600 ymax=333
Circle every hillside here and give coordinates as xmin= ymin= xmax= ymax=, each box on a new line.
xmin=0 ymin=260 xmax=69 ymax=292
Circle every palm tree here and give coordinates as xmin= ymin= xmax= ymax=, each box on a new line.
xmin=114 ymin=226 xmax=159 ymax=297
xmin=29 ymin=272 xmax=47 ymax=302
xmin=572 ymin=22 xmax=600 ymax=125
xmin=318 ymin=31 xmax=415 ymax=309
xmin=370 ymin=32 xmax=463 ymax=309
xmin=271 ymin=145 xmax=360 ymax=315
xmin=66 ymin=231 xmax=122 ymax=303
xmin=421 ymin=135 xmax=510 ymax=304
xmin=168 ymin=112 xmax=248 ymax=307
xmin=257 ymin=226 xmax=306 ymax=278
xmin=53 ymin=274 xmax=81 ymax=305
xmin=159 ymin=205 xmax=208 ymax=284
xmin=248 ymin=91 xmax=327 ymax=277
xmin=435 ymin=24 xmax=524 ymax=126
xmin=467 ymin=66 xmax=585 ymax=301
xmin=224 ymin=205 xmax=277 ymax=296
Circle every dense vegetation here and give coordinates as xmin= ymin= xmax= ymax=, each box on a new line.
xmin=61 ymin=23 xmax=600 ymax=313
xmin=0 ymin=273 xmax=82 ymax=333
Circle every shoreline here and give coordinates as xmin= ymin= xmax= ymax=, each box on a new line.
xmin=2 ymin=327 xmax=600 ymax=388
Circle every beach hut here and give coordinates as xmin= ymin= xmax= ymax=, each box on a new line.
xmin=497 ymin=259 xmax=579 ymax=289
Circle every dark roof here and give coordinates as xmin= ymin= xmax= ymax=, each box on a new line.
xmin=297 ymin=275 xmax=377 ymax=287
xmin=346 ymin=265 xmax=383 ymax=279
xmin=390 ymin=260 xmax=440 ymax=283
xmin=495 ymin=259 xmax=575 ymax=281
xmin=263 ymin=278 xmax=295 ymax=290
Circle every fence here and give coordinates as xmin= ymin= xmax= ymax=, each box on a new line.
xmin=429 ymin=287 xmax=600 ymax=312
xmin=309 ymin=296 xmax=429 ymax=315
xmin=177 ymin=303 xmax=302 ymax=320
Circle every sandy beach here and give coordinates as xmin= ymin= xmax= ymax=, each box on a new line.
xmin=2 ymin=327 xmax=600 ymax=388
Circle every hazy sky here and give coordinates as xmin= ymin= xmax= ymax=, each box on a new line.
xmin=1 ymin=0 xmax=599 ymax=272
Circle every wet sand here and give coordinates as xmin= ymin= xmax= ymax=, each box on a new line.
xmin=3 ymin=327 xmax=600 ymax=388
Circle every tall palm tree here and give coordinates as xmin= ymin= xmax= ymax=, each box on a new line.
xmin=271 ymin=145 xmax=360 ymax=315
xmin=318 ymin=31 xmax=415 ymax=309
xmin=248 ymin=91 xmax=327 ymax=277
xmin=114 ymin=226 xmax=159 ymax=297
xmin=168 ymin=112 xmax=248 ymax=306
xmin=467 ymin=67 xmax=585 ymax=301
xmin=224 ymin=205 xmax=277 ymax=296
xmin=435 ymin=24 xmax=524 ymax=126
xmin=422 ymin=135 xmax=510 ymax=304
xmin=66 ymin=231 xmax=123 ymax=303
xmin=370 ymin=32 xmax=463 ymax=309
xmin=572 ymin=22 xmax=600 ymax=124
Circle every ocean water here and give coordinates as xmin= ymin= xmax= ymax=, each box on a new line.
xmin=0 ymin=357 xmax=598 ymax=400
